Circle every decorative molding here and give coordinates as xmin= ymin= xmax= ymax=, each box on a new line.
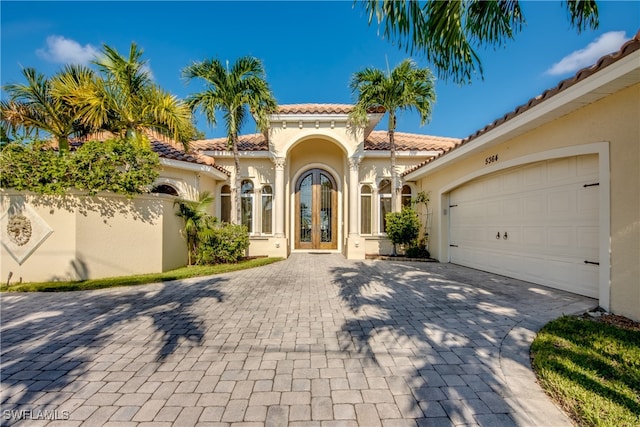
xmin=272 ymin=157 xmax=286 ymax=169
xmin=1 ymin=203 xmax=53 ymax=265
xmin=7 ymin=215 xmax=32 ymax=246
xmin=348 ymin=157 xmax=361 ymax=171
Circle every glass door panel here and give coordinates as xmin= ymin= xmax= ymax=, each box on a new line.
xmin=299 ymin=174 xmax=312 ymax=245
xmin=295 ymin=169 xmax=337 ymax=250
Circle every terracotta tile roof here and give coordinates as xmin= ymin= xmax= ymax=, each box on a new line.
xmin=67 ymin=132 xmax=230 ymax=175
xmin=190 ymin=130 xmax=457 ymax=153
xmin=190 ymin=133 xmax=268 ymax=151
xmin=276 ymin=104 xmax=385 ymax=114
xmin=365 ymin=130 xmax=460 ymax=151
xmin=403 ymin=30 xmax=640 ymax=177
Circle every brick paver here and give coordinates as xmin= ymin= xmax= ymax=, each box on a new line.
xmin=0 ymin=254 xmax=595 ymax=426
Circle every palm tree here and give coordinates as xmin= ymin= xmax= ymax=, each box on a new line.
xmin=53 ymin=42 xmax=193 ymax=148
xmin=183 ymin=57 xmax=277 ymax=225
xmin=174 ymin=191 xmax=215 ymax=266
xmin=349 ymin=59 xmax=436 ymax=212
xmin=1 ymin=66 xmax=91 ymax=151
xmin=359 ymin=0 xmax=599 ymax=84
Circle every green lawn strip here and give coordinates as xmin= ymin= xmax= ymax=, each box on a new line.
xmin=531 ymin=316 xmax=640 ymax=427
xmin=2 ymin=257 xmax=283 ymax=292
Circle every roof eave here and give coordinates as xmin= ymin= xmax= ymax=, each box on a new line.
xmin=404 ymin=48 xmax=640 ymax=181
xmin=160 ymin=158 xmax=230 ymax=180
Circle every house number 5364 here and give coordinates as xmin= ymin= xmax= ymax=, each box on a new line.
xmin=485 ymin=154 xmax=499 ymax=165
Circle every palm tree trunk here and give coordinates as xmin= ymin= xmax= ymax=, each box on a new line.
xmin=388 ymin=113 xmax=398 ymax=212
xmin=58 ymin=135 xmax=70 ymax=153
xmin=232 ymin=133 xmax=242 ymax=225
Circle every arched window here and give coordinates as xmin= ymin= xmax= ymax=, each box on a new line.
xmin=220 ymin=185 xmax=231 ymax=223
xmin=402 ymin=185 xmax=412 ymax=208
xmin=151 ymin=184 xmax=179 ymax=196
xmin=379 ymin=179 xmax=392 ymax=233
xmin=262 ymin=185 xmax=273 ymax=234
xmin=241 ymin=180 xmax=254 ymax=232
xmin=360 ymin=185 xmax=372 ymax=235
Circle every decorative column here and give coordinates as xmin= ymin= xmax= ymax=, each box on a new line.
xmin=273 ymin=157 xmax=286 ymax=238
xmin=346 ymin=156 xmax=365 ymax=260
xmin=348 ymin=156 xmax=361 ymax=237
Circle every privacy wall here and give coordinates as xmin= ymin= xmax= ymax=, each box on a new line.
xmin=1 ymin=191 xmax=187 ymax=283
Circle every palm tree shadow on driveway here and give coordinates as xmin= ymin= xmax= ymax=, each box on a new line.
xmin=330 ymin=260 xmax=593 ymax=425
xmin=0 ymin=276 xmax=226 ymax=418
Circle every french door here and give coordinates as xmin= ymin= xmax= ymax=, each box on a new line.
xmin=295 ymin=169 xmax=337 ymax=250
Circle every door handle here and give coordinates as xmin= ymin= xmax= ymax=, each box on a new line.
xmin=503 ymin=231 xmax=508 ymax=240
xmin=496 ymin=232 xmax=500 ymax=239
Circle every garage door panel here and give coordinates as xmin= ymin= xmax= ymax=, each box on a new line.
xmin=579 ymin=188 xmax=599 ymax=213
xmin=523 ymin=226 xmax=546 ymax=246
xmin=450 ymin=154 xmax=599 ymax=298
xmin=523 ymin=163 xmax=546 ymax=187
xmin=523 ymin=194 xmax=547 ymax=216
xmin=548 ymin=157 xmax=575 ymax=181
xmin=548 ymin=189 xmax=576 ymax=216
xmin=577 ymin=154 xmax=599 ymax=176
xmin=578 ymin=226 xmax=599 ymax=253
xmin=503 ymin=199 xmax=522 ymax=217
xmin=547 ymin=226 xmax=575 ymax=248
xmin=503 ymin=170 xmax=523 ymax=192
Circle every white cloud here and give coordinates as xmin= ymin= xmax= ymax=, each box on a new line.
xmin=36 ymin=35 xmax=99 ymax=65
xmin=141 ymin=63 xmax=155 ymax=81
xmin=545 ymin=31 xmax=629 ymax=76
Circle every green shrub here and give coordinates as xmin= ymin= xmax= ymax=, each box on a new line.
xmin=197 ymin=223 xmax=250 ymax=264
xmin=385 ymin=207 xmax=421 ymax=252
xmin=0 ymin=138 xmax=159 ymax=196
xmin=405 ymin=239 xmax=430 ymax=259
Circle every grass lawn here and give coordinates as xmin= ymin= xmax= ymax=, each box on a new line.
xmin=1 ymin=257 xmax=283 ymax=292
xmin=531 ymin=315 xmax=640 ymax=427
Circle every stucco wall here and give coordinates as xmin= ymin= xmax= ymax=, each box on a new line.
xmin=1 ymin=192 xmax=187 ymax=283
xmin=412 ymin=83 xmax=639 ymax=321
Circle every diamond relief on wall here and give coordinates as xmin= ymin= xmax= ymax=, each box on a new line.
xmin=1 ymin=203 xmax=53 ymax=265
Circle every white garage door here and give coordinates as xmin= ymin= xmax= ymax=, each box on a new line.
xmin=449 ymin=154 xmax=599 ymax=298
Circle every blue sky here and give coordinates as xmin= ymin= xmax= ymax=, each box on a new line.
xmin=1 ymin=1 xmax=638 ymax=140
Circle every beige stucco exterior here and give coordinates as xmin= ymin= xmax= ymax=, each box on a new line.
xmin=1 ymin=36 xmax=636 ymax=322
xmin=404 ymin=82 xmax=639 ymax=321
xmin=193 ymin=111 xmax=441 ymax=261
xmin=0 ymin=191 xmax=187 ymax=282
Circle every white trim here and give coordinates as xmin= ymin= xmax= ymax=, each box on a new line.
xmin=151 ymin=178 xmax=186 ymax=199
xmin=359 ymin=183 xmax=374 ymax=236
xmin=159 ymin=158 xmax=229 ymax=180
xmin=401 ymin=182 xmax=415 ymax=207
xmin=377 ymin=178 xmax=392 ymax=235
xmin=270 ymin=113 xmax=350 ymax=122
xmin=202 ymin=151 xmax=273 ymax=159
xmin=216 ymin=182 xmax=231 ymax=221
xmin=260 ymin=184 xmax=275 ymax=236
xmin=438 ymin=142 xmax=610 ymax=309
xmin=240 ymin=178 xmax=256 ymax=235
xmin=404 ymin=50 xmax=640 ymax=182
xmin=363 ymin=150 xmax=442 ymax=158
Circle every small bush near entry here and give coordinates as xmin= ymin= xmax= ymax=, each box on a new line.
xmin=405 ymin=239 xmax=430 ymax=259
xmin=385 ymin=206 xmax=421 ymax=254
xmin=197 ymin=223 xmax=250 ymax=264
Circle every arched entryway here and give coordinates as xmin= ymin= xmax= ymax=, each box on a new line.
xmin=295 ymin=168 xmax=337 ymax=250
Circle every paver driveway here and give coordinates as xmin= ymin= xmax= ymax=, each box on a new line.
xmin=1 ymin=254 xmax=595 ymax=426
